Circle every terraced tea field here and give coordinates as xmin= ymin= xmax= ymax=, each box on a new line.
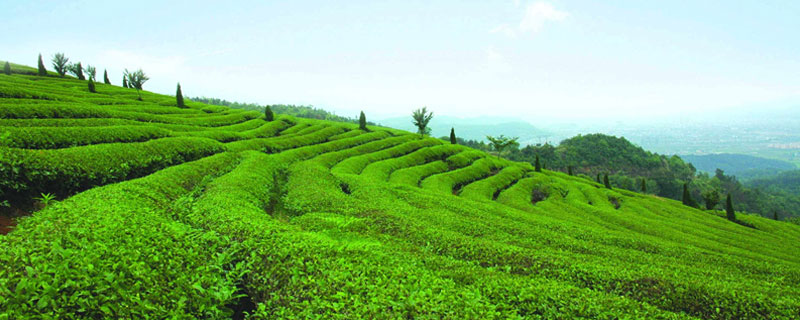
xmin=1 ymin=65 xmax=799 ymax=319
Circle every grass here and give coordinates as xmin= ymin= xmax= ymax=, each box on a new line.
xmin=1 ymin=65 xmax=799 ymax=319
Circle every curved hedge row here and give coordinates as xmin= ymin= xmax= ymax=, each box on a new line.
xmin=275 ymin=131 xmax=392 ymax=163
xmin=331 ymin=138 xmax=443 ymax=175
xmin=388 ymin=161 xmax=451 ymax=186
xmin=0 ymin=137 xmax=224 ymax=201
xmin=309 ymin=134 xmax=417 ymax=168
xmin=0 ymin=103 xmax=261 ymax=127
xmin=420 ymin=157 xmax=506 ymax=194
xmin=175 ymin=118 xmax=293 ymax=142
xmin=361 ymin=144 xmax=463 ymax=181
xmin=0 ymin=125 xmax=172 ymax=149
xmin=459 ymin=165 xmax=528 ymax=201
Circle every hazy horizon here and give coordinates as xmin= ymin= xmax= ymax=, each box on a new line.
xmin=4 ymin=1 xmax=800 ymax=122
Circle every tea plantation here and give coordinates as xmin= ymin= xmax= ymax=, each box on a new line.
xmin=1 ymin=62 xmax=799 ymax=319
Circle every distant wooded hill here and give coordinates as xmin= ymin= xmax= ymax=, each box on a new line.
xmin=681 ymin=153 xmax=797 ymax=180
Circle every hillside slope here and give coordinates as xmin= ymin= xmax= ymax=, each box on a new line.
xmin=1 ymin=67 xmax=799 ymax=319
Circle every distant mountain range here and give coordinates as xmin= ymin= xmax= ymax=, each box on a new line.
xmin=376 ymin=116 xmax=551 ymax=145
xmin=681 ymin=153 xmax=797 ymax=179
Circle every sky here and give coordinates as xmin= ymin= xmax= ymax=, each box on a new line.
xmin=3 ymin=0 xmax=800 ymax=122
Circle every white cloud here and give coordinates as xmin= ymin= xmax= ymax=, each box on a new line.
xmin=490 ymin=24 xmax=518 ymax=38
xmin=491 ymin=1 xmax=568 ymax=37
xmin=486 ymin=46 xmax=512 ymax=73
xmin=519 ymin=2 xmax=569 ymax=33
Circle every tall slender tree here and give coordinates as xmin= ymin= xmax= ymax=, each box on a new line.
xmin=773 ymin=211 xmax=779 ymax=221
xmin=122 ymin=76 xmax=128 ymax=88
xmin=88 ymin=79 xmax=96 ymax=93
xmin=449 ymin=127 xmax=457 ymax=144
xmin=176 ymin=83 xmax=185 ymax=108
xmin=682 ymin=183 xmax=698 ymax=208
xmin=596 ymin=173 xmax=601 ymax=183
xmin=51 ymin=53 xmax=69 ymax=77
xmin=103 ymin=69 xmax=111 ymax=84
xmin=3 ymin=61 xmax=10 ymax=75
xmin=359 ymin=111 xmax=367 ymax=130
xmin=37 ymin=54 xmax=47 ymax=76
xmin=535 ymin=155 xmax=542 ymax=172
xmin=264 ymin=105 xmax=274 ymax=121
xmin=603 ymin=174 xmax=612 ymax=189
xmin=567 ymin=165 xmax=573 ymax=176
xmin=411 ymin=107 xmax=433 ymax=137
xmin=725 ymin=193 xmax=736 ymax=221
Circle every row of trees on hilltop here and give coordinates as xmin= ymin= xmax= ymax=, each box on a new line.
xmin=32 ymin=53 xmax=155 ymax=101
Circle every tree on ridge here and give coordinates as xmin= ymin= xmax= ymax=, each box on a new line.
xmin=176 ymin=83 xmax=185 ymax=108
xmin=486 ymin=135 xmax=519 ymax=159
xmin=124 ymin=68 xmax=149 ymax=101
xmin=52 ymin=53 xmax=69 ymax=77
xmin=412 ymin=107 xmax=433 ymax=138
xmin=264 ymin=105 xmax=274 ymax=121
xmin=359 ymin=111 xmax=367 ymax=130
xmin=37 ymin=54 xmax=47 ymax=76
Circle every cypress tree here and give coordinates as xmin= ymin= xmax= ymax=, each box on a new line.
xmin=75 ymin=62 xmax=85 ymax=80
xmin=88 ymin=79 xmax=96 ymax=93
xmin=596 ymin=173 xmax=601 ymax=183
xmin=122 ymin=76 xmax=128 ymax=88
xmin=449 ymin=127 xmax=457 ymax=144
xmin=103 ymin=69 xmax=110 ymax=84
xmin=567 ymin=165 xmax=573 ymax=176
xmin=264 ymin=105 xmax=274 ymax=121
xmin=725 ymin=193 xmax=736 ymax=221
xmin=3 ymin=61 xmax=10 ymax=75
xmin=603 ymin=174 xmax=611 ymax=189
xmin=641 ymin=178 xmax=647 ymax=193
xmin=534 ymin=155 xmax=542 ymax=172
xmin=773 ymin=211 xmax=779 ymax=221
xmin=359 ymin=111 xmax=367 ymax=130
xmin=682 ymin=183 xmax=690 ymax=206
xmin=176 ymin=83 xmax=185 ymax=108
xmin=37 ymin=54 xmax=47 ymax=76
